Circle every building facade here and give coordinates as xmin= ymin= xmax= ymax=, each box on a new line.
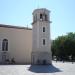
xmin=0 ymin=8 xmax=52 ymax=64
xmin=0 ymin=25 xmax=32 ymax=64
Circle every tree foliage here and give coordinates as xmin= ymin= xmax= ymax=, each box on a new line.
xmin=51 ymin=32 xmax=75 ymax=61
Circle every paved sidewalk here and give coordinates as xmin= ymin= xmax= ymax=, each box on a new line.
xmin=0 ymin=61 xmax=75 ymax=75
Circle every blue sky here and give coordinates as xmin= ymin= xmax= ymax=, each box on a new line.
xmin=0 ymin=0 xmax=75 ymax=39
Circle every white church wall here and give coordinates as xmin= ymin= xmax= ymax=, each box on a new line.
xmin=0 ymin=26 xmax=32 ymax=64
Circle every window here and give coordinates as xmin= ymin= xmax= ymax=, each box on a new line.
xmin=45 ymin=14 xmax=47 ymax=21
xmin=43 ymin=27 xmax=45 ymax=32
xmin=2 ymin=39 xmax=8 ymax=51
xmin=43 ymin=39 xmax=45 ymax=45
xmin=40 ymin=14 xmax=42 ymax=19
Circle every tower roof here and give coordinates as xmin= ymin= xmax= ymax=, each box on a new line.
xmin=0 ymin=24 xmax=32 ymax=30
xmin=32 ymin=8 xmax=50 ymax=15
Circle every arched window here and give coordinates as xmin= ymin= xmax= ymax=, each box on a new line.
xmin=43 ymin=39 xmax=45 ymax=45
xmin=40 ymin=14 xmax=43 ymax=20
xmin=45 ymin=14 xmax=48 ymax=21
xmin=43 ymin=27 xmax=45 ymax=32
xmin=40 ymin=13 xmax=48 ymax=21
xmin=2 ymin=39 xmax=8 ymax=51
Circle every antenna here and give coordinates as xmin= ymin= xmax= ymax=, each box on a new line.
xmin=36 ymin=0 xmax=39 ymax=8
xmin=37 ymin=0 xmax=39 ymax=8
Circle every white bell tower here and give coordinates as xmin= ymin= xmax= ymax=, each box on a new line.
xmin=32 ymin=8 xmax=52 ymax=65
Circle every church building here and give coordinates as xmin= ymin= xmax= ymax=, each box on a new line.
xmin=0 ymin=8 xmax=52 ymax=65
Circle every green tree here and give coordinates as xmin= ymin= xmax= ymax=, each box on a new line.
xmin=51 ymin=32 xmax=75 ymax=61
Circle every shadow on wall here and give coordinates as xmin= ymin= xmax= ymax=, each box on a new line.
xmin=28 ymin=65 xmax=62 ymax=73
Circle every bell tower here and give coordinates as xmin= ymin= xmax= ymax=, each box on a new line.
xmin=31 ymin=8 xmax=52 ymax=65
